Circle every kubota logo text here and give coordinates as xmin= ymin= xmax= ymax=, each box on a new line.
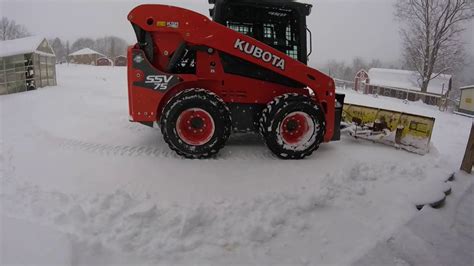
xmin=145 ymin=75 xmax=173 ymax=91
xmin=234 ymin=38 xmax=285 ymax=70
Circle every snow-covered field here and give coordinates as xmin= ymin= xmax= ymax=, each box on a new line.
xmin=1 ymin=65 xmax=472 ymax=265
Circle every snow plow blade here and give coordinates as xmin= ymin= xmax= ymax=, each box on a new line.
xmin=342 ymin=103 xmax=435 ymax=154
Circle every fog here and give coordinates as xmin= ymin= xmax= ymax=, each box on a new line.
xmin=1 ymin=0 xmax=473 ymax=66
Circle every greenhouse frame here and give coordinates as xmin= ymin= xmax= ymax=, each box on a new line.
xmin=0 ymin=36 xmax=57 ymax=95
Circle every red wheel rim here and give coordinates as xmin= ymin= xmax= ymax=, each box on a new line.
xmin=279 ymin=111 xmax=315 ymax=146
xmin=176 ymin=108 xmax=215 ymax=146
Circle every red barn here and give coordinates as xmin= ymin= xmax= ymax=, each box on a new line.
xmin=114 ymin=55 xmax=127 ymax=66
xmin=96 ymin=57 xmax=112 ymax=66
xmin=354 ymin=69 xmax=369 ymax=93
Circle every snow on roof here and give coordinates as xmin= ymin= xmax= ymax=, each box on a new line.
xmin=0 ymin=36 xmax=51 ymax=57
xmin=460 ymin=85 xmax=474 ymax=90
xmin=69 ymin=48 xmax=104 ymax=57
xmin=368 ymin=68 xmax=452 ymax=95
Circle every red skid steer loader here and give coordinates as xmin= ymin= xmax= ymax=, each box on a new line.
xmin=127 ymin=0 xmax=345 ymax=159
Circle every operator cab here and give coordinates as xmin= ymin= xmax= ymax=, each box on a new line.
xmin=209 ymin=0 xmax=313 ymax=64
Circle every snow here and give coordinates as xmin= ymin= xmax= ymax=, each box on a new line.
xmin=1 ymin=215 xmax=139 ymax=265
xmin=460 ymin=85 xmax=474 ymax=90
xmin=354 ymin=172 xmax=474 ymax=266
xmin=368 ymin=68 xmax=452 ymax=95
xmin=68 ymin=47 xmax=104 ymax=57
xmin=0 ymin=36 xmax=52 ymax=57
xmin=1 ymin=216 xmax=73 ymax=265
xmin=1 ymin=65 xmax=473 ymax=265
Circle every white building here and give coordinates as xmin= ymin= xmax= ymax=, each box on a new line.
xmin=68 ymin=48 xmax=105 ymax=65
xmin=458 ymin=85 xmax=474 ymax=116
xmin=354 ymin=68 xmax=452 ymax=106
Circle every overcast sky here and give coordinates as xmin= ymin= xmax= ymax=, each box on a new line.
xmin=1 ymin=0 xmax=473 ymax=66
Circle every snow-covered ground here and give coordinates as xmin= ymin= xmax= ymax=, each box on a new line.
xmin=1 ymin=65 xmax=472 ymax=265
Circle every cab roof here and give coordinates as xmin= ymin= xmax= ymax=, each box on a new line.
xmin=209 ymin=0 xmax=312 ymax=16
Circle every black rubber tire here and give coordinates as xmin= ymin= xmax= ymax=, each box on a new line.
xmin=161 ymin=88 xmax=232 ymax=159
xmin=259 ymin=93 xmax=326 ymax=159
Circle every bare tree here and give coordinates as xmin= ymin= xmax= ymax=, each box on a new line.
xmin=395 ymin=0 xmax=474 ymax=92
xmin=326 ymin=60 xmax=347 ymax=79
xmin=50 ymin=37 xmax=66 ymax=63
xmin=351 ymin=57 xmax=368 ymax=74
xmin=369 ymin=59 xmax=383 ymax=68
xmin=0 ymin=17 xmax=30 ymax=41
xmin=66 ymin=41 xmax=70 ymax=63
xmin=95 ymin=36 xmax=128 ymax=58
xmin=323 ymin=57 xmax=393 ymax=81
xmin=109 ymin=37 xmax=116 ymax=59
xmin=70 ymin=38 xmax=95 ymax=53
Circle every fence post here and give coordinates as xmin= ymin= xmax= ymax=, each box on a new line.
xmin=461 ymin=123 xmax=474 ymax=173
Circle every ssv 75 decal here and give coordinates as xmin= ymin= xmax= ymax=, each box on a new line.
xmin=145 ymin=75 xmax=174 ymax=91
xmin=234 ymin=38 xmax=286 ymax=71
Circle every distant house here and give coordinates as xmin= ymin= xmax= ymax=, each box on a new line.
xmin=0 ymin=36 xmax=57 ymax=95
xmin=114 ymin=55 xmax=127 ymax=67
xmin=96 ymin=57 xmax=112 ymax=66
xmin=355 ymin=68 xmax=452 ymax=106
xmin=457 ymin=85 xmax=474 ymax=116
xmin=68 ymin=48 xmax=104 ymax=65
xmin=354 ymin=69 xmax=369 ymax=92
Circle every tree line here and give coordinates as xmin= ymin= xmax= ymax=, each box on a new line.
xmin=2 ymin=1 xmax=474 ymax=96
xmin=395 ymin=0 xmax=473 ymax=94
xmin=321 ymin=58 xmax=402 ymax=82
xmin=1 ymin=17 xmax=128 ymax=63
xmin=322 ymin=0 xmax=473 ymax=99
xmin=49 ymin=36 xmax=128 ymax=63
xmin=0 ymin=17 xmax=30 ymax=41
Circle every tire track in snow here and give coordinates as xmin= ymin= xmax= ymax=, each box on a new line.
xmin=30 ymin=128 xmax=179 ymax=159
xmin=23 ymin=110 xmax=275 ymax=160
xmin=56 ymin=137 xmax=276 ymax=160
xmin=57 ymin=138 xmax=178 ymax=158
xmin=33 ymin=129 xmax=277 ymax=160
